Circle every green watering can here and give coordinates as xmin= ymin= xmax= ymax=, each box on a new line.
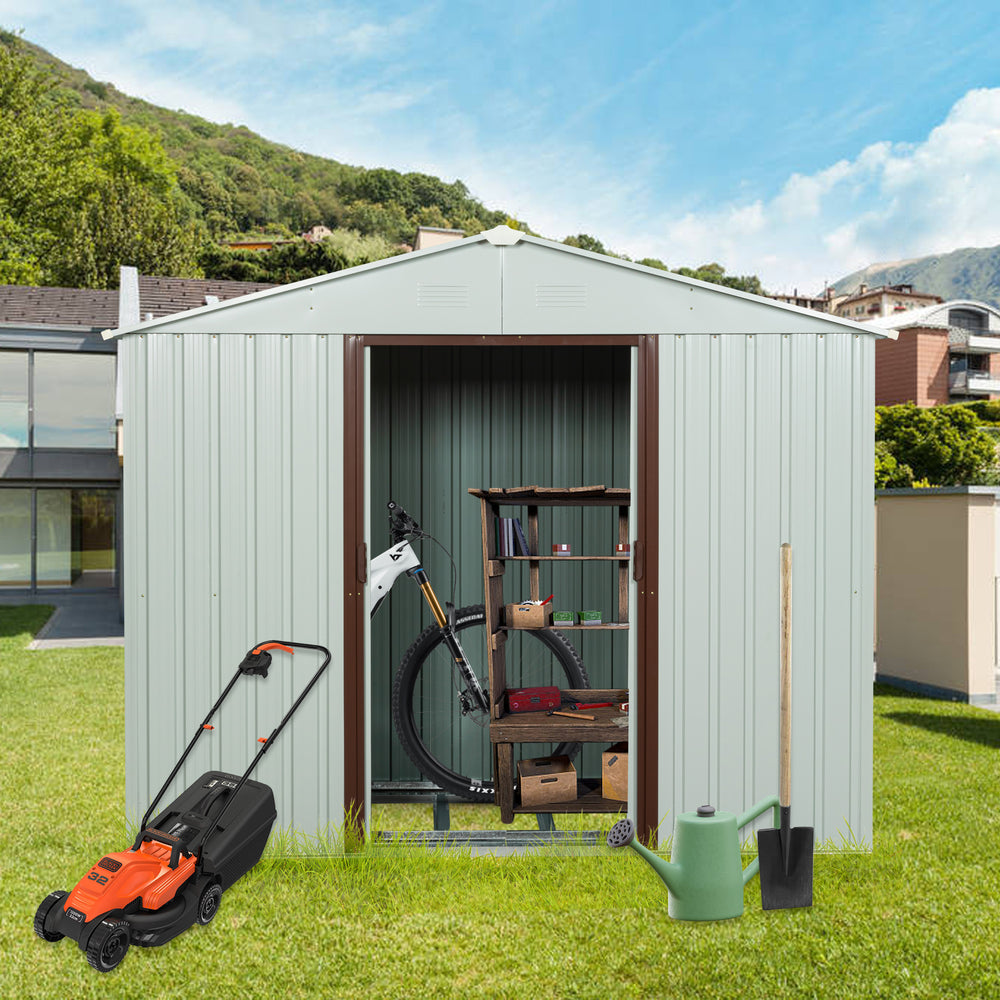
xmin=607 ymin=796 xmax=780 ymax=921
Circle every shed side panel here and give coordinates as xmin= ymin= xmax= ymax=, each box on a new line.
xmin=124 ymin=333 xmax=345 ymax=837
xmin=657 ymin=333 xmax=874 ymax=845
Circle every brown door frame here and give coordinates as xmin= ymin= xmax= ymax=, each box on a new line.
xmin=343 ymin=334 xmax=659 ymax=843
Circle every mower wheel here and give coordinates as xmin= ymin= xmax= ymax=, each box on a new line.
xmin=33 ymin=890 xmax=69 ymax=942
xmin=197 ymin=881 xmax=222 ymax=925
xmin=86 ymin=918 xmax=131 ymax=973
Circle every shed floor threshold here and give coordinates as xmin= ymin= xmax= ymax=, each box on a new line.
xmin=372 ymin=829 xmax=602 ymax=855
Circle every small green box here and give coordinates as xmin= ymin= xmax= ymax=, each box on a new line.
xmin=552 ymin=611 xmax=576 ymax=625
xmin=579 ymin=610 xmax=602 ymax=625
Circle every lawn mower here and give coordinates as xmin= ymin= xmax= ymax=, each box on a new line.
xmin=33 ymin=639 xmax=330 ymax=973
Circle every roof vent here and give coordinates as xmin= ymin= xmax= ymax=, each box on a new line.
xmin=536 ymin=285 xmax=587 ymax=308
xmin=418 ymin=284 xmax=470 ymax=308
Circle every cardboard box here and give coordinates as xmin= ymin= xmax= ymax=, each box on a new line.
xmin=552 ymin=611 xmax=576 ymax=625
xmin=506 ymin=602 xmax=553 ymax=629
xmin=602 ymin=742 xmax=628 ymax=801
xmin=518 ymin=755 xmax=577 ymax=807
xmin=578 ymin=610 xmax=603 ymax=625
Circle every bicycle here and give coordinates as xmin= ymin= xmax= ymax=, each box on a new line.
xmin=371 ymin=501 xmax=590 ymax=801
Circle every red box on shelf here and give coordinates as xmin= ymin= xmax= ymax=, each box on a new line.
xmin=507 ymin=685 xmax=560 ymax=713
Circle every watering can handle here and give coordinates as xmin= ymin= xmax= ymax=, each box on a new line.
xmin=737 ymin=794 xmax=781 ymax=887
xmin=737 ymin=795 xmax=781 ymax=832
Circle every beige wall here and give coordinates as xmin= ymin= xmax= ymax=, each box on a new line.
xmin=413 ymin=228 xmax=464 ymax=250
xmin=876 ymin=491 xmax=997 ymax=701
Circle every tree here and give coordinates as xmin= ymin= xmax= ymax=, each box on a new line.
xmin=0 ymin=37 xmax=201 ymax=287
xmin=0 ymin=35 xmax=74 ymax=281
xmin=200 ymin=238 xmax=352 ymax=284
xmin=874 ymin=440 xmax=915 ymax=488
xmin=875 ymin=404 xmax=998 ymax=485
xmin=65 ymin=176 xmax=202 ymax=288
xmin=674 ymin=263 xmax=764 ymax=296
xmin=342 ymin=200 xmax=412 ymax=244
xmin=563 ymin=233 xmax=608 ymax=255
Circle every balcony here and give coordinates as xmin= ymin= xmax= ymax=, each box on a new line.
xmin=949 ymin=370 xmax=1000 ymax=395
xmin=948 ymin=326 xmax=1000 ymax=352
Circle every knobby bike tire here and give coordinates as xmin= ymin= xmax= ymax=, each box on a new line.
xmin=391 ymin=604 xmax=589 ymax=802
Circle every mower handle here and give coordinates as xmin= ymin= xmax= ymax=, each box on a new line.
xmin=194 ymin=641 xmax=333 ymax=866
xmin=137 ymin=827 xmax=188 ymax=870
xmin=252 ymin=642 xmax=295 ymax=655
xmin=139 ymin=641 xmax=332 ymax=838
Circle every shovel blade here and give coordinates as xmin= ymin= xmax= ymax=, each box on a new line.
xmin=758 ymin=825 xmax=814 ymax=910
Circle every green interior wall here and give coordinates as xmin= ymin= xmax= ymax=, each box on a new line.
xmin=369 ymin=345 xmax=631 ymax=786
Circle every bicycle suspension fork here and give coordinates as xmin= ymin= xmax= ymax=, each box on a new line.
xmin=407 ymin=567 xmax=490 ymax=715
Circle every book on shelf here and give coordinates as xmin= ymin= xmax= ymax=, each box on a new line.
xmin=496 ymin=516 xmax=530 ymax=556
xmin=512 ymin=517 xmax=530 ymax=556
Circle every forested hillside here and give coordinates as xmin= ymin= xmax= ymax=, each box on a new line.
xmin=4 ymin=32 xmax=508 ymax=244
xmin=0 ymin=32 xmax=764 ymax=293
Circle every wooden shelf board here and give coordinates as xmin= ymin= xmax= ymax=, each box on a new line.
xmin=491 ymin=702 xmax=629 ymax=743
xmin=503 ymin=624 xmax=629 ymax=631
xmin=514 ymin=782 xmax=627 ymax=815
xmin=501 ymin=555 xmax=629 ymax=561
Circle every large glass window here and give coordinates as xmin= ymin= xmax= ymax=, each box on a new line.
xmin=0 ymin=487 xmax=117 ymax=589
xmin=37 ymin=488 xmax=117 ymax=588
xmin=949 ymin=308 xmax=987 ymax=332
xmin=0 ymin=489 xmax=31 ymax=586
xmin=34 ymin=352 xmax=116 ymax=449
xmin=0 ymin=351 xmax=28 ymax=448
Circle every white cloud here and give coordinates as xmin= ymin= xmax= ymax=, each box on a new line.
xmin=612 ymin=88 xmax=1000 ymax=291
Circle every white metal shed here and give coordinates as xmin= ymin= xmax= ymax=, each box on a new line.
xmin=107 ymin=225 xmax=890 ymax=847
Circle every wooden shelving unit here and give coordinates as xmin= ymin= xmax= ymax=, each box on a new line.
xmin=468 ymin=486 xmax=631 ymax=823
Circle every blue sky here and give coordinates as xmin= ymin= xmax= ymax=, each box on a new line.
xmin=3 ymin=0 xmax=1000 ymax=291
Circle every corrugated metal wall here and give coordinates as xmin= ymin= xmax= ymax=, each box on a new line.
xmin=369 ymin=345 xmax=631 ymax=785
xmin=122 ymin=333 xmax=345 ymax=833
xmin=657 ymin=333 xmax=874 ymax=844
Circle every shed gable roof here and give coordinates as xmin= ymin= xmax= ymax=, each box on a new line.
xmin=105 ymin=226 xmax=894 ymax=339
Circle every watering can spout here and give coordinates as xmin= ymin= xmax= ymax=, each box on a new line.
xmin=606 ymin=819 xmax=684 ymax=896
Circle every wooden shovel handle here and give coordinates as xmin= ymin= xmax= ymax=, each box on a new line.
xmin=780 ymin=542 xmax=792 ymax=808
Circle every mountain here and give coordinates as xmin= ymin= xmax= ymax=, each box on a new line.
xmin=832 ymin=244 xmax=1000 ymax=309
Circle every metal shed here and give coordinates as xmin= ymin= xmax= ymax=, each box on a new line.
xmin=106 ymin=225 xmax=891 ymax=846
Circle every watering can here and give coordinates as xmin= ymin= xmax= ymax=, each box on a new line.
xmin=606 ymin=796 xmax=780 ymax=921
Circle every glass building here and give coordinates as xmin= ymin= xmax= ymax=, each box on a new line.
xmin=0 ymin=273 xmax=273 ymax=595
xmin=0 ymin=310 xmax=121 ymax=591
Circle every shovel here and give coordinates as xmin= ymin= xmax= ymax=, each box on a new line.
xmin=759 ymin=542 xmax=814 ymax=910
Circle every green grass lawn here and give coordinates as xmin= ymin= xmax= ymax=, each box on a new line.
xmin=3 ymin=605 xmax=1000 ymax=998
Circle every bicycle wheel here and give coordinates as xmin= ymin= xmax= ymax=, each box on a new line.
xmin=391 ymin=604 xmax=589 ymax=801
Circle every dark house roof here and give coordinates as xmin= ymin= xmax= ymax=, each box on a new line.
xmin=0 ymin=285 xmax=119 ymax=329
xmin=137 ymin=276 xmax=277 ymax=319
xmin=0 ymin=276 xmax=277 ymax=330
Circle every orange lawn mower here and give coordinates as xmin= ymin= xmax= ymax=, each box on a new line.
xmin=33 ymin=640 xmax=330 ymax=973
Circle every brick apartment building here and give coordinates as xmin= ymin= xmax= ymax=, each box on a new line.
xmin=870 ymin=299 xmax=1000 ymax=406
